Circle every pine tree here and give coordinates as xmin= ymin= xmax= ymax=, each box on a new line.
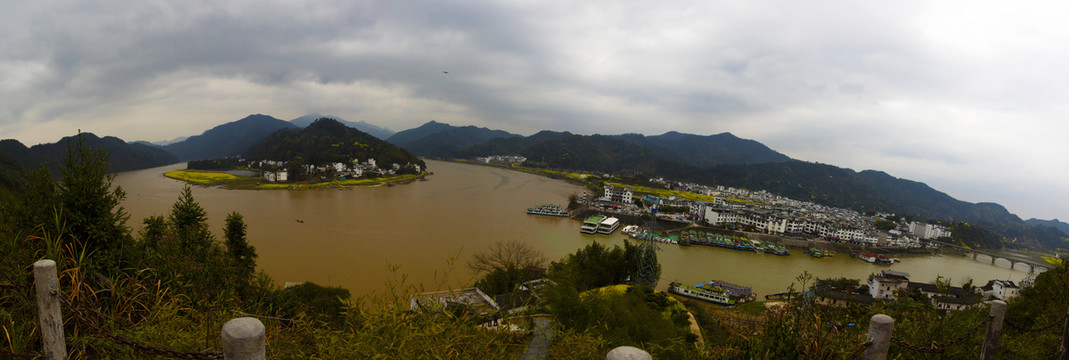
xmin=224 ymin=211 xmax=257 ymax=297
xmin=170 ymin=185 xmax=211 ymax=248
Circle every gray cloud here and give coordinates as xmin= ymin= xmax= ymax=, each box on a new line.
xmin=1 ymin=0 xmax=1068 ymax=220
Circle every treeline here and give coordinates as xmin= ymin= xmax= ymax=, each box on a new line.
xmin=187 ymin=158 xmax=244 ymax=170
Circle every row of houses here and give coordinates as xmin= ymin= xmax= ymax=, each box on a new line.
xmin=257 ymin=158 xmax=422 ymax=183
xmin=814 ymin=269 xmax=1021 ymax=311
xmin=601 ymin=184 xmax=947 ymax=247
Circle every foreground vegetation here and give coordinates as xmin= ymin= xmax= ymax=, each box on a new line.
xmin=1 ymin=134 xmax=1066 ymax=359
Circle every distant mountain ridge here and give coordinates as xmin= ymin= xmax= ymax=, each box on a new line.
xmin=290 ymin=114 xmax=394 ymax=140
xmin=0 ymin=133 xmax=179 ymax=177
xmin=164 ymin=114 xmax=298 ymax=161
xmin=609 ymin=131 xmax=792 ymax=166
xmin=1026 ymin=218 xmax=1069 ymax=235
xmin=386 ymin=121 xmax=520 ymax=157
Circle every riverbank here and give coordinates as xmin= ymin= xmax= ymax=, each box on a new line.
xmin=164 ymin=169 xmax=428 ymax=190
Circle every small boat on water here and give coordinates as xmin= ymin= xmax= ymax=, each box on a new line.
xmin=526 ymin=204 xmax=569 ymax=217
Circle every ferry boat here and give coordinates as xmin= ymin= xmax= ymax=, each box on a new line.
xmin=597 ymin=217 xmax=620 ymax=234
xmin=580 ymin=215 xmax=605 ymax=234
xmin=668 ymin=281 xmax=736 ymax=305
xmin=526 ymin=204 xmax=569 ymax=217
xmin=859 ymin=252 xmax=893 ymax=265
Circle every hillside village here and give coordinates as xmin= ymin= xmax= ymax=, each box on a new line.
xmin=254 ymin=158 xmax=422 ymax=183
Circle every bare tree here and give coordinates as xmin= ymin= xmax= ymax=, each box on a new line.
xmin=469 ymin=240 xmax=547 ymax=274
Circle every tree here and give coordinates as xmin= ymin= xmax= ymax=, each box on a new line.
xmin=57 ymin=132 xmax=131 ymax=272
xmin=170 ymin=185 xmax=211 ymax=248
xmin=224 ymin=211 xmax=257 ymax=297
xmin=469 ymin=240 xmax=547 ymax=274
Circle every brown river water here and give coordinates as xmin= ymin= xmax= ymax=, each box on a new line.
xmin=113 ymin=159 xmax=1032 ymax=298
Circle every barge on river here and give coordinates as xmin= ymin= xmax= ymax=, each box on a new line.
xmin=526 ymin=204 xmax=569 ymax=217
xmin=858 ymin=252 xmax=897 ymax=265
xmin=668 ymin=280 xmax=755 ymax=305
xmin=580 ymin=215 xmax=605 ymax=234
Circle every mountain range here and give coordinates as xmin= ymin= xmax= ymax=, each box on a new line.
xmin=290 ymin=114 xmax=395 ymax=140
xmin=1 ymin=115 xmax=1066 ymax=249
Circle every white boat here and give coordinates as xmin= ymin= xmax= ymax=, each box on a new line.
xmin=580 ymin=215 xmax=604 ymax=234
xmin=597 ymin=217 xmax=620 ymax=234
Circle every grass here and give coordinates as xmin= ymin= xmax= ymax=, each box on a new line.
xmin=603 ymin=182 xmax=759 ymax=205
xmin=164 ymin=169 xmax=425 ymax=190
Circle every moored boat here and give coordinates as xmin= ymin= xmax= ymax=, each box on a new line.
xmin=668 ymin=281 xmax=736 ymax=305
xmin=597 ymin=217 xmax=620 ymax=234
xmin=526 ymin=204 xmax=569 ymax=217
xmin=859 ymin=252 xmax=893 ymax=265
xmin=580 ymin=215 xmax=605 ymax=234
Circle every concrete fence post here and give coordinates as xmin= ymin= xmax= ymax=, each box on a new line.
xmin=1059 ymin=304 xmax=1069 ymax=360
xmin=863 ymin=314 xmax=894 ymax=360
xmin=33 ymin=259 xmax=67 ymax=360
xmin=221 ymin=317 xmax=265 ymax=360
xmin=606 ymin=346 xmax=652 ymax=360
xmin=980 ymin=300 xmax=1006 ymax=360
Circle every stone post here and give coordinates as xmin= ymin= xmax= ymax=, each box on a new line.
xmin=980 ymin=300 xmax=1006 ymax=360
xmin=34 ymin=259 xmax=67 ymax=360
xmin=221 ymin=317 xmax=265 ymax=360
xmin=606 ymin=346 xmax=652 ymax=360
xmin=863 ymin=314 xmax=894 ymax=360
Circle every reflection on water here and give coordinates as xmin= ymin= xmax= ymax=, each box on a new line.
xmin=114 ymin=159 xmax=1031 ymax=297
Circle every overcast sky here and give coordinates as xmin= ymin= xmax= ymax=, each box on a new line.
xmin=2 ymin=1 xmax=1067 ymax=221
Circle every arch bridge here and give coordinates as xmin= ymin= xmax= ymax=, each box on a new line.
xmin=928 ymin=240 xmax=1051 ymax=273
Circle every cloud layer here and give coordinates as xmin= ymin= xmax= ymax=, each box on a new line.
xmin=2 ymin=0 xmax=1067 ymax=220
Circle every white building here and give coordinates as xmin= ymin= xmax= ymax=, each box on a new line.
xmin=868 ymin=270 xmax=911 ymax=300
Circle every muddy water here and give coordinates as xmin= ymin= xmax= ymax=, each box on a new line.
xmin=114 ymin=160 xmax=1032 ymax=297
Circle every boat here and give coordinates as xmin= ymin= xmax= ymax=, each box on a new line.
xmin=859 ymin=252 xmax=893 ymax=265
xmin=668 ymin=281 xmax=736 ymax=305
xmin=597 ymin=217 xmax=620 ymax=234
xmin=809 ymin=248 xmax=825 ymax=258
xmin=580 ymin=215 xmax=605 ymax=234
xmin=526 ymin=204 xmax=569 ymax=217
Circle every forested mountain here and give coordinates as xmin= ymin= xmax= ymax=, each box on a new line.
xmin=610 ymin=131 xmax=792 ymax=166
xmin=1025 ymin=218 xmax=1069 ymax=235
xmin=0 ymin=133 xmax=178 ymax=177
xmin=0 ymin=151 xmax=27 ymax=194
xmin=385 ymin=121 xmax=457 ymax=145
xmin=446 ymin=130 xmax=1068 ymax=245
xmin=290 ymin=114 xmax=394 ymax=140
xmin=246 ymin=118 xmax=424 ymax=170
xmin=388 ymin=123 xmax=519 ymax=158
xmin=164 ymin=114 xmax=298 ymax=161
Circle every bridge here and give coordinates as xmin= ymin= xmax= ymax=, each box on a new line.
xmin=928 ymin=240 xmax=1052 ymax=273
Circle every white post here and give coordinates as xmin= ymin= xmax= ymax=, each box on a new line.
xmin=863 ymin=314 xmax=894 ymax=360
xmin=222 ymin=317 xmax=265 ymax=360
xmin=33 ymin=259 xmax=67 ymax=360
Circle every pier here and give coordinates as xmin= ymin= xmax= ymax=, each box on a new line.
xmin=928 ymin=240 xmax=1052 ymax=273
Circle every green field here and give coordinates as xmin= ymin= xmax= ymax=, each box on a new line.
xmin=164 ymin=169 xmax=424 ymax=190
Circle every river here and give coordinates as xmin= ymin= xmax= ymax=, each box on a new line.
xmin=113 ymin=159 xmax=1032 ymax=298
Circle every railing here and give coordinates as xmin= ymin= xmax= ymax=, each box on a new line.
xmin=853 ymin=300 xmax=1069 ymax=359
xmin=10 ymin=259 xmax=266 ymax=360
xmin=10 ymin=259 xmax=1067 ymax=359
